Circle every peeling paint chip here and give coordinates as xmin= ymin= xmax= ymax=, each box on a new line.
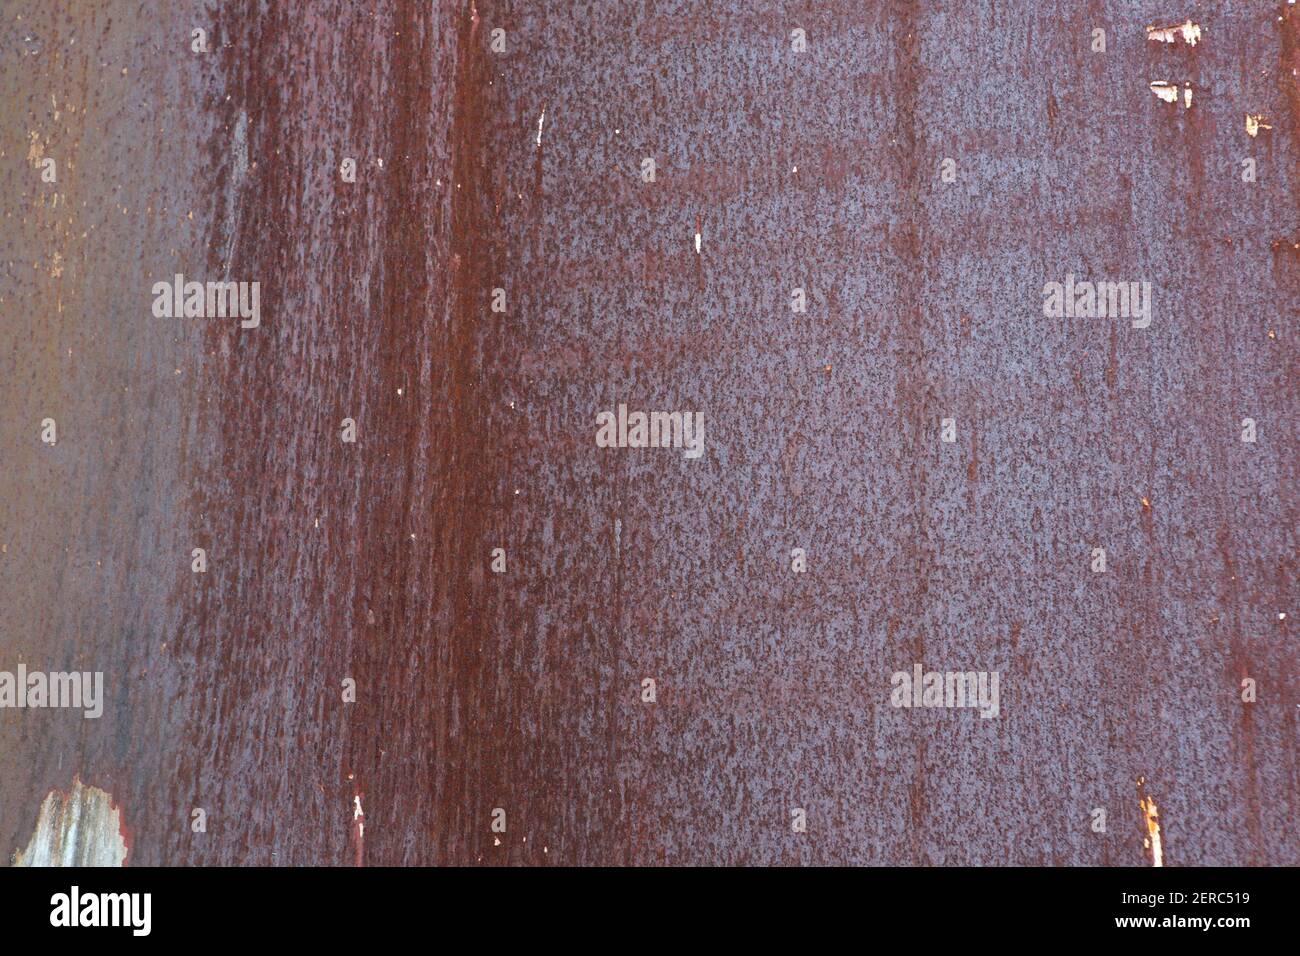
xmin=1149 ymin=81 xmax=1192 ymax=108
xmin=1149 ymin=81 xmax=1178 ymax=104
xmin=1146 ymin=21 xmax=1202 ymax=46
xmin=1246 ymin=114 xmax=1272 ymax=137
xmin=12 ymin=779 xmax=129 ymax=867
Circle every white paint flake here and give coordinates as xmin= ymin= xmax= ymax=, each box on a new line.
xmin=12 ymin=779 xmax=128 ymax=867
xmin=1150 ymin=81 xmax=1178 ymax=104
xmin=1146 ymin=21 xmax=1202 ymax=46
xmin=1246 ymin=114 xmax=1272 ymax=137
xmin=1149 ymin=81 xmax=1193 ymax=108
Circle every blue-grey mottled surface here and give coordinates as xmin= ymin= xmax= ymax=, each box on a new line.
xmin=1 ymin=1 xmax=1295 ymax=865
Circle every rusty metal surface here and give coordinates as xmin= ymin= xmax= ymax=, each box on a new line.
xmin=1 ymin=1 xmax=1296 ymax=866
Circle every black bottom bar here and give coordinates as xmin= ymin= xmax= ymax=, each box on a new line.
xmin=0 ymin=866 xmax=1283 ymax=942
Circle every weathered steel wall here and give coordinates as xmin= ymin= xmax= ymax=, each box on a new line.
xmin=1 ymin=1 xmax=1295 ymax=865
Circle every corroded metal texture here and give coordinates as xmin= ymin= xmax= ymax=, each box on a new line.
xmin=1 ymin=1 xmax=1296 ymax=866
